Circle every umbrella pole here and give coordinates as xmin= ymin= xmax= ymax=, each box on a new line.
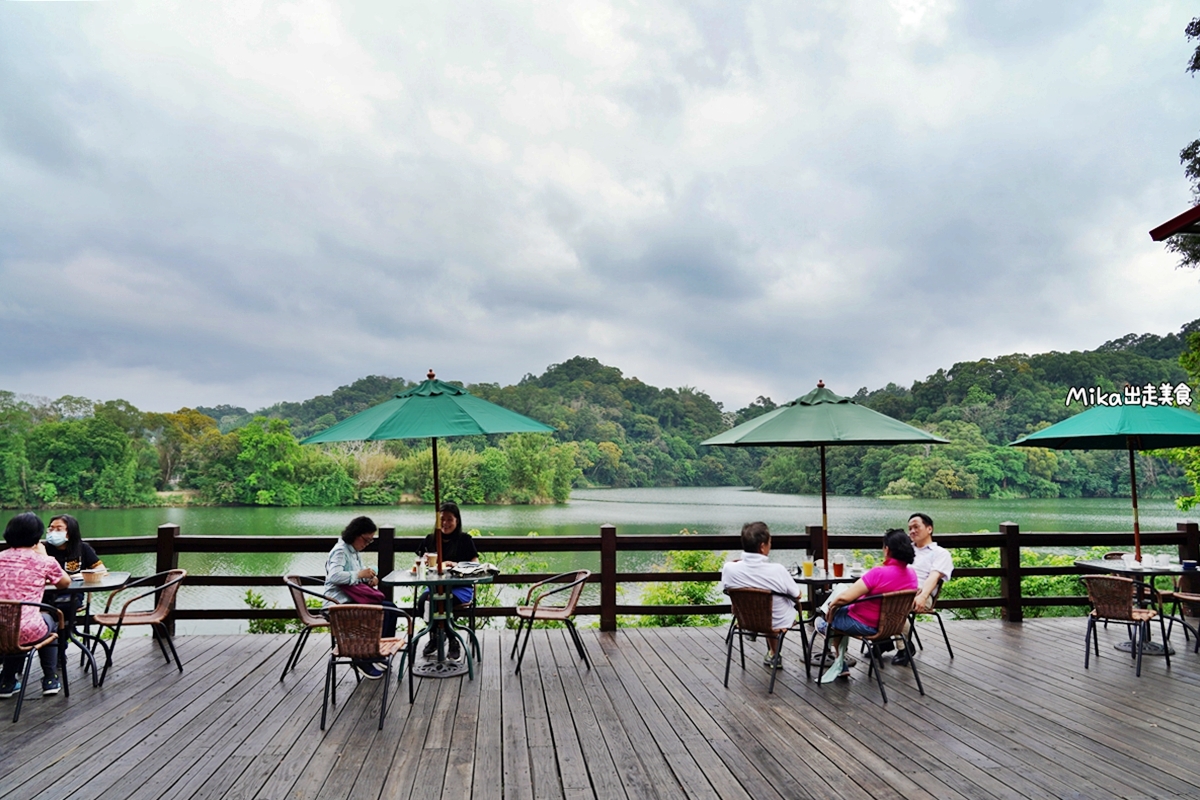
xmin=432 ymin=436 xmax=443 ymax=570
xmin=1128 ymin=439 xmax=1141 ymax=563
xmin=819 ymin=445 xmax=829 ymax=562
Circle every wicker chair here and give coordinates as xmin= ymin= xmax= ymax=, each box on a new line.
xmin=91 ymin=569 xmax=186 ymax=686
xmin=1083 ymin=575 xmax=1169 ymax=677
xmin=816 ymin=590 xmax=923 ymax=703
xmin=280 ymin=575 xmax=336 ymax=681
xmin=0 ymin=600 xmax=67 ymax=723
xmin=511 ymin=570 xmax=590 ymax=675
xmin=724 ymin=588 xmax=796 ymax=695
xmin=322 ymin=604 xmax=410 ymax=731
xmin=1158 ymin=572 xmax=1200 ymax=653
xmin=908 ymin=581 xmax=953 ymax=659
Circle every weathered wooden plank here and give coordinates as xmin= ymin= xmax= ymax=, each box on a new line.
xmin=499 ymin=632 xmax=534 ymax=800
xmin=468 ymin=630 xmax=503 ymax=800
xmin=0 ymin=621 xmax=1197 ymax=800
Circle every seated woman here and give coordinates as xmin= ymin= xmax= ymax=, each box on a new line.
xmin=815 ymin=528 xmax=917 ymax=681
xmin=323 ymin=515 xmax=398 ymax=679
xmin=417 ymin=502 xmax=478 ymax=660
xmin=45 ymin=514 xmax=103 ymax=616
xmin=0 ymin=513 xmax=72 ymax=698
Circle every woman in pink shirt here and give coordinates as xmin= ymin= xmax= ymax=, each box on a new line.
xmin=816 ymin=528 xmax=917 ymax=679
xmin=0 ymin=513 xmax=71 ymax=698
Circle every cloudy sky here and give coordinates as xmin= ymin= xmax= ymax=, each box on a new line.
xmin=2 ymin=1 xmax=1199 ymax=415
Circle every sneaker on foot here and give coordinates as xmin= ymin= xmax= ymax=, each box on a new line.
xmin=891 ymin=650 xmax=912 ymax=666
xmin=42 ymin=675 xmax=61 ymax=696
xmin=447 ymin=638 xmax=462 ymax=660
xmin=357 ymin=663 xmax=384 ymax=680
xmin=421 ymin=638 xmax=439 ymax=658
xmin=0 ymin=678 xmax=21 ymax=699
xmin=762 ymin=653 xmax=782 ymax=671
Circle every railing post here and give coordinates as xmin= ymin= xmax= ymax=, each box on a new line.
xmin=805 ymin=524 xmax=824 ymax=561
xmin=157 ymin=523 xmax=180 ymax=634
xmin=600 ymin=524 xmax=616 ymax=632
xmin=999 ymin=522 xmax=1023 ymax=623
xmin=156 ymin=524 xmax=179 ymax=574
xmin=1179 ymin=521 xmax=1199 ymax=563
xmin=378 ymin=526 xmax=395 ymax=602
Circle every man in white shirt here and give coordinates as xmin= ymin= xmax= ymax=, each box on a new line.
xmin=720 ymin=521 xmax=800 ymax=668
xmin=892 ymin=512 xmax=954 ymax=666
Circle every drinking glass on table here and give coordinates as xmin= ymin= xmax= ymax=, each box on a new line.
xmin=801 ymin=557 xmax=814 ymax=578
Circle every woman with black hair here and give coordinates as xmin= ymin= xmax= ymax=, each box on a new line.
xmin=323 ymin=515 xmax=397 ymax=679
xmin=45 ymin=514 xmax=104 ymax=575
xmin=418 ymin=502 xmax=478 ymax=660
xmin=815 ymin=528 xmax=917 ymax=680
xmin=0 ymin=513 xmax=71 ymax=698
xmin=45 ymin=514 xmax=104 ymax=616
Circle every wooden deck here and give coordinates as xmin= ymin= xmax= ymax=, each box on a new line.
xmin=2 ymin=618 xmax=1199 ymax=799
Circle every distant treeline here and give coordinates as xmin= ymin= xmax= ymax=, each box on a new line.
xmin=2 ymin=318 xmax=1199 ymax=508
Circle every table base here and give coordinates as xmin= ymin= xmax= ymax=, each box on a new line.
xmin=412 ymin=656 xmax=470 ymax=678
xmin=1114 ymin=640 xmax=1174 ymax=657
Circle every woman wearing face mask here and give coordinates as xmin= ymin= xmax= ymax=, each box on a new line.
xmin=45 ymin=514 xmax=103 ymax=616
xmin=45 ymin=515 xmax=104 ymax=575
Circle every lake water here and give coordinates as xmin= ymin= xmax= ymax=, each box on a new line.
xmin=39 ymin=487 xmax=1197 ymax=633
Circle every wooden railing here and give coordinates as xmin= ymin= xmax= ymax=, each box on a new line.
xmin=72 ymin=520 xmax=1200 ymax=630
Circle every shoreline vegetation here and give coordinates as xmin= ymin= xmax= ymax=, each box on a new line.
xmin=3 ymin=318 xmax=1200 ymax=511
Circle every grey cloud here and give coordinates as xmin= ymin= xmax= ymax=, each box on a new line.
xmin=0 ymin=2 xmax=1196 ymax=414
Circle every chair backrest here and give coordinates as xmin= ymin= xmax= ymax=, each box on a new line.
xmin=0 ymin=600 xmax=22 ymax=655
xmin=873 ymin=591 xmax=919 ymax=638
xmin=1103 ymin=552 xmax=1128 ymax=561
xmin=1083 ymin=575 xmax=1135 ymax=620
xmin=145 ymin=570 xmax=187 ymax=624
xmin=0 ymin=600 xmax=60 ymax=654
xmin=284 ymin=575 xmax=330 ymax=628
xmin=327 ymin=604 xmax=385 ymax=659
xmin=535 ymin=570 xmax=590 ymax=614
xmin=726 ymin=588 xmax=777 ymax=635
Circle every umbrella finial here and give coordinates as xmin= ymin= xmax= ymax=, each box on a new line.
xmin=817 ymin=379 xmax=825 ymax=388
xmin=427 ymin=369 xmax=436 ymax=380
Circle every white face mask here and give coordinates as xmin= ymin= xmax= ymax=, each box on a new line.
xmin=46 ymin=531 xmax=68 ymax=547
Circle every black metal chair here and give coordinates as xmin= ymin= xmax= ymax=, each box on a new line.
xmin=91 ymin=569 xmax=186 ymax=686
xmin=0 ymin=600 xmax=67 ymax=723
xmin=816 ymin=590 xmax=923 ymax=703
xmin=511 ymin=570 xmax=590 ymax=675
xmin=322 ymin=604 xmax=412 ymax=731
xmin=280 ymin=575 xmax=337 ymax=681
xmin=724 ymin=588 xmax=797 ymax=695
xmin=907 ymin=581 xmax=953 ymax=659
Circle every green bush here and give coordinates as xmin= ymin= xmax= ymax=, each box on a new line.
xmin=637 ymin=531 xmax=726 ymax=627
xmin=244 ymin=589 xmax=317 ymax=634
xmin=938 ymin=546 xmax=1110 ymax=619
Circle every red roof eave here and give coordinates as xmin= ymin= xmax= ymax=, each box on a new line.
xmin=1150 ymin=202 xmax=1200 ymax=241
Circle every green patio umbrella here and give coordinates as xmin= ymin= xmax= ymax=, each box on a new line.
xmin=1010 ymin=403 xmax=1200 ymax=561
xmin=702 ymin=381 xmax=948 ymax=559
xmin=302 ymin=370 xmax=554 ymax=566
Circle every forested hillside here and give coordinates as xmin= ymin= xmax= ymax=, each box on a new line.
xmin=2 ymin=318 xmax=1199 ymax=508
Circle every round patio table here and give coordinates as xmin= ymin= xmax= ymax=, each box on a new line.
xmin=381 ymin=570 xmax=493 ymax=679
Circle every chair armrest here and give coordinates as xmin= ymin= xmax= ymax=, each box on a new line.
xmin=21 ymin=601 xmax=66 ymax=631
xmin=528 ymin=573 xmax=589 ymax=613
xmin=284 ymin=579 xmax=340 ymax=605
xmin=106 ymin=573 xmax=185 ymax=620
xmin=102 ymin=572 xmax=166 ymax=613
